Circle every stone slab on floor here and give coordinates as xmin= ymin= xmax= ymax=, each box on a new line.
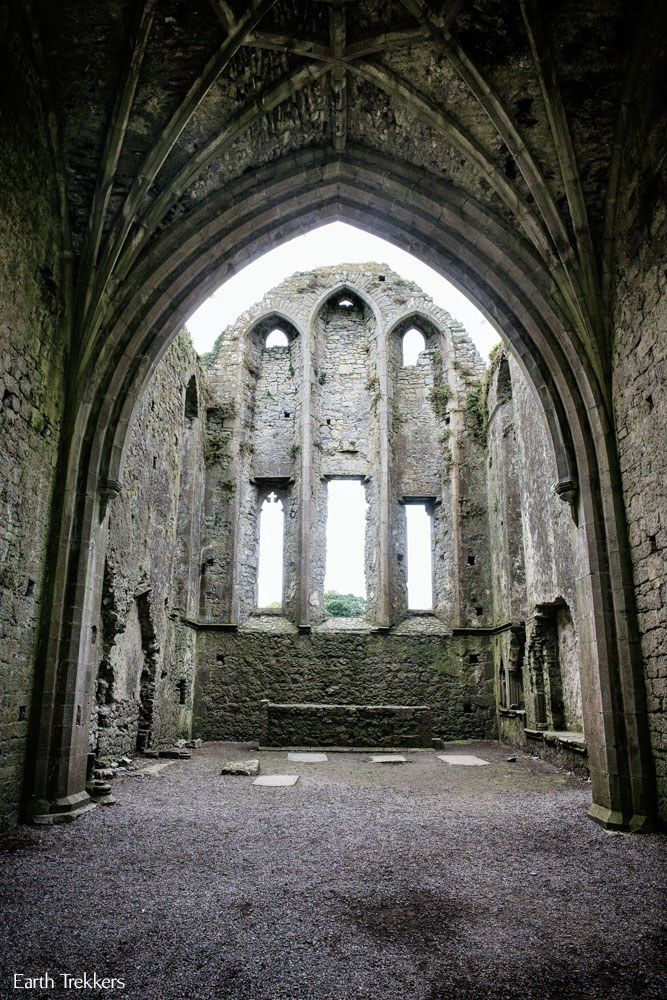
xmin=287 ymin=752 xmax=328 ymax=763
xmin=438 ymin=754 xmax=490 ymax=766
xmin=370 ymin=754 xmax=407 ymax=764
xmin=253 ymin=774 xmax=299 ymax=787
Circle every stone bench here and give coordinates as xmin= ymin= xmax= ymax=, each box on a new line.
xmin=260 ymin=701 xmax=432 ymax=748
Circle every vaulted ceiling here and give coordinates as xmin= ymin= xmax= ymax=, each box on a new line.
xmin=20 ymin=0 xmax=664 ymax=386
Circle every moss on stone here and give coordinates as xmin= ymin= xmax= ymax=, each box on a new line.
xmin=430 ymin=384 xmax=452 ymax=419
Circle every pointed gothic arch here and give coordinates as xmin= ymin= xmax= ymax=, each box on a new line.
xmin=30 ymin=151 xmax=654 ymax=832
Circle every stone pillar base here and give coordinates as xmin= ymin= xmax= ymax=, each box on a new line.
xmin=32 ymin=790 xmax=96 ymax=825
xmin=587 ymin=802 xmax=658 ymax=833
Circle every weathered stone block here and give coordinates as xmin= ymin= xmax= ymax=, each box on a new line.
xmin=221 ymin=759 xmax=260 ymax=776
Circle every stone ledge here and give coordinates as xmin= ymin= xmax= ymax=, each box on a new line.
xmin=525 ymin=728 xmax=587 ymax=754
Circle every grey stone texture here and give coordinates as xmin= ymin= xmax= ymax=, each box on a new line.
xmin=613 ymin=188 xmax=667 ymax=815
xmin=195 ymin=628 xmax=494 ymax=746
xmin=486 ymin=349 xmax=584 ymax=762
xmin=0 ymin=1 xmax=665 ymax=831
xmin=191 ymin=267 xmax=496 ymax=748
xmin=0 ymin=10 xmax=66 ymax=828
xmin=220 ymin=759 xmax=260 ymax=776
xmin=262 ymin=702 xmax=432 ymax=749
xmin=90 ymin=333 xmax=204 ymax=760
xmin=200 ymin=266 xmax=489 ymax=631
xmin=605 ymin=27 xmax=667 ymax=820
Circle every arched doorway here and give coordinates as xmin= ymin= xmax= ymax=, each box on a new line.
xmin=30 ymin=154 xmax=655 ymax=831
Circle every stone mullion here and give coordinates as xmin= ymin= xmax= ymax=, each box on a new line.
xmin=376 ymin=320 xmax=392 ymax=627
xmin=296 ymin=321 xmax=313 ymax=628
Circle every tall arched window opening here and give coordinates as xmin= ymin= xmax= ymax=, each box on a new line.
xmin=406 ymin=503 xmax=433 ymax=610
xmin=402 ymin=327 xmax=426 ymax=366
xmin=324 ymin=479 xmax=367 ymax=611
xmin=257 ymin=492 xmax=284 ymax=609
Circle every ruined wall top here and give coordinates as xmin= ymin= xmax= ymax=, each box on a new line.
xmin=202 ymin=264 xmax=486 ymax=377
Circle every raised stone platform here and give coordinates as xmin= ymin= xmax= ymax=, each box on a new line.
xmin=261 ymin=701 xmax=432 ymax=748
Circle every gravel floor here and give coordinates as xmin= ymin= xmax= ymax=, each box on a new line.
xmin=1 ymin=741 xmax=665 ymax=1000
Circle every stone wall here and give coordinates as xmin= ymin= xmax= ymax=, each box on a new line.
xmin=189 ymin=266 xmax=499 ymax=749
xmin=453 ymin=326 xmax=493 ymax=628
xmin=388 ymin=315 xmax=454 ymax=622
xmin=486 ymin=350 xmax=584 ymax=760
xmin=194 ymin=624 xmax=494 ymax=744
xmin=609 ymin=26 xmax=666 ymax=820
xmin=612 ymin=189 xmax=667 ymax=820
xmin=0 ymin=14 xmax=65 ymax=827
xmin=262 ymin=702 xmax=433 ymax=749
xmin=90 ymin=333 xmax=204 ymax=759
xmin=72 ymin=262 xmax=657 ymax=784
xmin=311 ymin=292 xmax=380 ymax=620
xmin=200 ymin=265 xmax=490 ymax=632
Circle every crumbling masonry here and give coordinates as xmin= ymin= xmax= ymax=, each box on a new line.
xmin=0 ymin=0 xmax=664 ymax=833
xmin=83 ymin=266 xmax=587 ymax=773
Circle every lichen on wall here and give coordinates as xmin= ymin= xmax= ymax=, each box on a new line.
xmin=202 ymin=265 xmax=490 ymax=632
xmin=78 ymin=268 xmax=605 ymax=771
xmin=188 ymin=266 xmax=500 ymax=746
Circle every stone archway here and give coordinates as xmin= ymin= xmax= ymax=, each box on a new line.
xmin=30 ymin=153 xmax=655 ymax=831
